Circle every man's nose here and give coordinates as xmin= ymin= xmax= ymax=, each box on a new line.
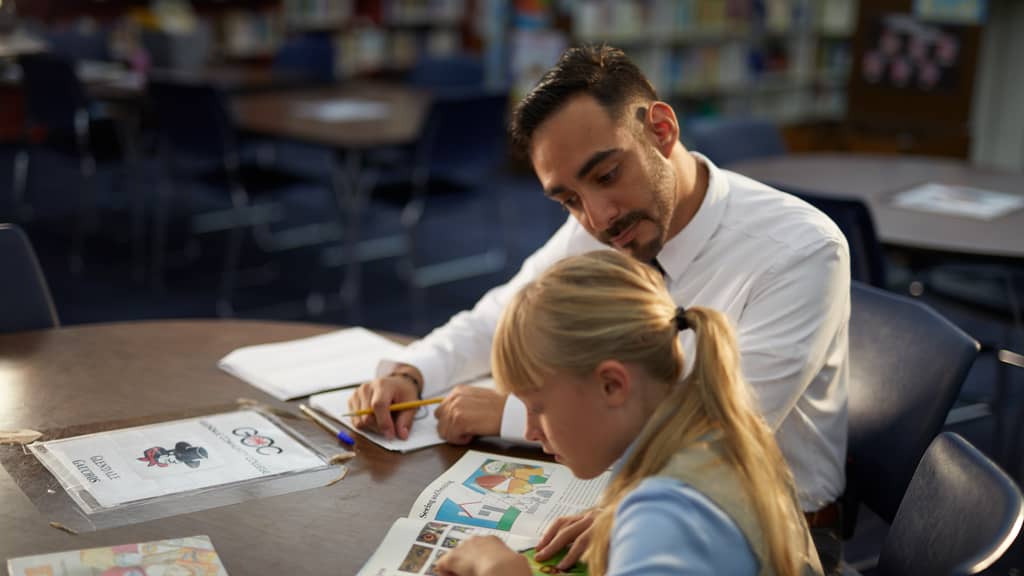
xmin=582 ymin=195 xmax=619 ymax=233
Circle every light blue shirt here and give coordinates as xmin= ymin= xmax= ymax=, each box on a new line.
xmin=607 ymin=476 xmax=758 ymax=575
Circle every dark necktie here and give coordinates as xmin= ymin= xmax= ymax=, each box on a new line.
xmin=649 ymin=258 xmax=667 ymax=278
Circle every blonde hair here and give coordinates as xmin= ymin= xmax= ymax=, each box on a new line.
xmin=492 ymin=250 xmax=813 ymax=576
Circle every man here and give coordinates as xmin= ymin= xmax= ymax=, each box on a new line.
xmin=349 ymin=45 xmax=849 ymax=571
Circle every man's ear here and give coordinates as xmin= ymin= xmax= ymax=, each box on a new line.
xmin=595 ymin=360 xmax=631 ymax=408
xmin=645 ymin=102 xmax=679 ymax=158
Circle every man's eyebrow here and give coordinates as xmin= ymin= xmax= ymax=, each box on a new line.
xmin=576 ymin=148 xmax=621 ymax=180
xmin=543 ymin=185 xmax=568 ymax=199
xmin=542 ymin=148 xmax=621 ymax=198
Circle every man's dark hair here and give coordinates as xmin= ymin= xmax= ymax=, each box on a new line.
xmin=509 ymin=44 xmax=658 ymax=156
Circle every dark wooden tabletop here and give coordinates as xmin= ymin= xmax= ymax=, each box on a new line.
xmin=232 ymin=82 xmax=431 ymax=150
xmin=0 ymin=320 xmax=536 ymax=575
xmin=728 ymin=153 xmax=1024 ymax=260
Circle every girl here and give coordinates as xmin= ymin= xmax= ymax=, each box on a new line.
xmin=435 ymin=250 xmax=821 ymax=575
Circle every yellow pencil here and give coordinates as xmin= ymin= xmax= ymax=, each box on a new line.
xmin=341 ymin=396 xmax=444 ymax=418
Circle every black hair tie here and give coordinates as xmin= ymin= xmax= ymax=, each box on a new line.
xmin=674 ymin=307 xmax=690 ymax=332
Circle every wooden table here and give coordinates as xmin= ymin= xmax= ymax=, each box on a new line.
xmin=233 ymin=82 xmax=430 ymax=150
xmin=0 ymin=320 xmax=533 ymax=574
xmin=728 ymin=153 xmax=1024 ymax=261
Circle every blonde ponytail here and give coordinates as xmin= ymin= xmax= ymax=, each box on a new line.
xmin=492 ymin=250 xmax=815 ymax=576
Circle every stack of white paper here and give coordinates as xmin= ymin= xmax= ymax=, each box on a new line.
xmin=218 ymin=327 xmax=405 ymax=400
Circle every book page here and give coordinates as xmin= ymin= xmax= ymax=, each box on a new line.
xmin=358 ymin=518 xmax=538 ymax=576
xmin=218 ymin=327 xmax=405 ymax=400
xmin=408 ymin=450 xmax=609 ymax=538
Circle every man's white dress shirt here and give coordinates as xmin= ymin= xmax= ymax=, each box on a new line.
xmin=379 ymin=153 xmax=850 ymax=511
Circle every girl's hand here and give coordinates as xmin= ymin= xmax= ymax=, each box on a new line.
xmin=535 ymin=508 xmax=598 ymax=569
xmin=434 ymin=536 xmax=531 ymax=576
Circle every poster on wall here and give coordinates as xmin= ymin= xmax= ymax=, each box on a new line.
xmin=860 ymin=13 xmax=966 ymax=92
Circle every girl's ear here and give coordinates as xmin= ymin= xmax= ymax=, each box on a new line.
xmin=595 ymin=360 xmax=631 ymax=408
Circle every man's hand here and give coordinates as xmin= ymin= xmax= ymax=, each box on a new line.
xmin=434 ymin=536 xmax=530 ymax=576
xmin=347 ymin=366 xmax=422 ymax=440
xmin=434 ymin=385 xmax=505 ymax=445
xmin=534 ymin=508 xmax=599 ymax=570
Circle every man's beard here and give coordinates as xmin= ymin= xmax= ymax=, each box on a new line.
xmin=599 ymin=209 xmax=664 ymax=261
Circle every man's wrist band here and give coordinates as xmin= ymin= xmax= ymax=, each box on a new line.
xmin=390 ymin=371 xmax=422 ymax=392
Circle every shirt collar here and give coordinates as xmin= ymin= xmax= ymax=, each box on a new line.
xmin=610 ymin=435 xmax=643 ymax=480
xmin=656 ymin=152 xmax=730 ymax=283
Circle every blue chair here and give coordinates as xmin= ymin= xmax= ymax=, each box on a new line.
xmin=148 ymin=79 xmax=325 ymax=316
xmin=862 ymin=433 xmax=1023 ymax=575
xmin=367 ymin=90 xmax=510 ymax=329
xmin=786 ymin=188 xmax=887 ymax=289
xmin=0 ymin=223 xmax=59 ymax=332
xmin=43 ymin=26 xmax=111 ymax=62
xmin=16 ymin=52 xmax=122 ymax=272
xmin=407 ymin=54 xmax=485 ymax=90
xmin=273 ymin=33 xmax=336 ymax=83
xmin=843 ymin=283 xmax=980 ymax=537
xmin=686 ymin=117 xmax=786 ymax=167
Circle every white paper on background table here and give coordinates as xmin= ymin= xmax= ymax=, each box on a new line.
xmin=218 ymin=327 xmax=406 ymax=400
xmin=293 ymin=99 xmax=391 ymax=123
xmin=29 ymin=410 xmax=326 ymax=513
xmin=891 ymin=182 xmax=1024 ymax=220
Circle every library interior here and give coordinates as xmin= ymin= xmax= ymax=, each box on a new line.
xmin=2 ymin=0 xmax=1023 ymax=575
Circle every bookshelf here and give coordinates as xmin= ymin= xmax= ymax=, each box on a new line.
xmin=280 ymin=0 xmax=469 ymax=77
xmin=566 ymin=0 xmax=859 ymax=125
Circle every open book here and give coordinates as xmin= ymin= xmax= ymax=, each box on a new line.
xmin=359 ymin=450 xmax=609 ymax=575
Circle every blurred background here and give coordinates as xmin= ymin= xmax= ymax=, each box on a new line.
xmin=1 ymin=0 xmax=1022 ymax=571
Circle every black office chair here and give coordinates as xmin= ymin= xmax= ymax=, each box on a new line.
xmin=844 ymin=282 xmax=980 ymax=536
xmin=866 ymin=433 xmax=1023 ymax=576
xmin=686 ymin=117 xmax=786 ymax=167
xmin=0 ymin=223 xmax=59 ymax=332
xmin=16 ymin=53 xmax=122 ymax=272
xmin=148 ymin=79 xmax=325 ymax=316
xmin=786 ymin=188 xmax=887 ymax=289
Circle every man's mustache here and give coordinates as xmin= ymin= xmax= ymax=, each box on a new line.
xmin=600 ymin=211 xmax=645 ymax=244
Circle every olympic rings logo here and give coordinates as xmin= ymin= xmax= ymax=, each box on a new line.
xmin=231 ymin=427 xmax=283 ymax=455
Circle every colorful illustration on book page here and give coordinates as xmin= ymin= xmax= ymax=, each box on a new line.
xmin=7 ymin=535 xmax=229 ymax=576
xmin=423 ymin=548 xmax=447 ymax=576
xmin=523 ymin=548 xmax=588 ymax=575
xmin=433 ymin=459 xmax=556 ymax=531
xmin=397 ymin=544 xmax=432 ymax=573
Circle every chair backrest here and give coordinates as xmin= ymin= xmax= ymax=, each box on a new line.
xmin=0 ymin=223 xmax=59 ymax=332
xmin=408 ymin=55 xmax=485 ymax=90
xmin=147 ymin=79 xmax=236 ymax=162
xmin=788 ymin=188 xmax=887 ymax=288
xmin=847 ymin=283 xmax=979 ymax=525
xmin=418 ymin=90 xmax=508 ymax=185
xmin=686 ymin=117 xmax=787 ymax=167
xmin=273 ymin=33 xmax=335 ymax=83
xmin=877 ymin=432 xmax=1023 ymax=576
xmin=17 ymin=53 xmax=88 ymax=132
xmin=43 ymin=27 xmax=112 ymax=62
